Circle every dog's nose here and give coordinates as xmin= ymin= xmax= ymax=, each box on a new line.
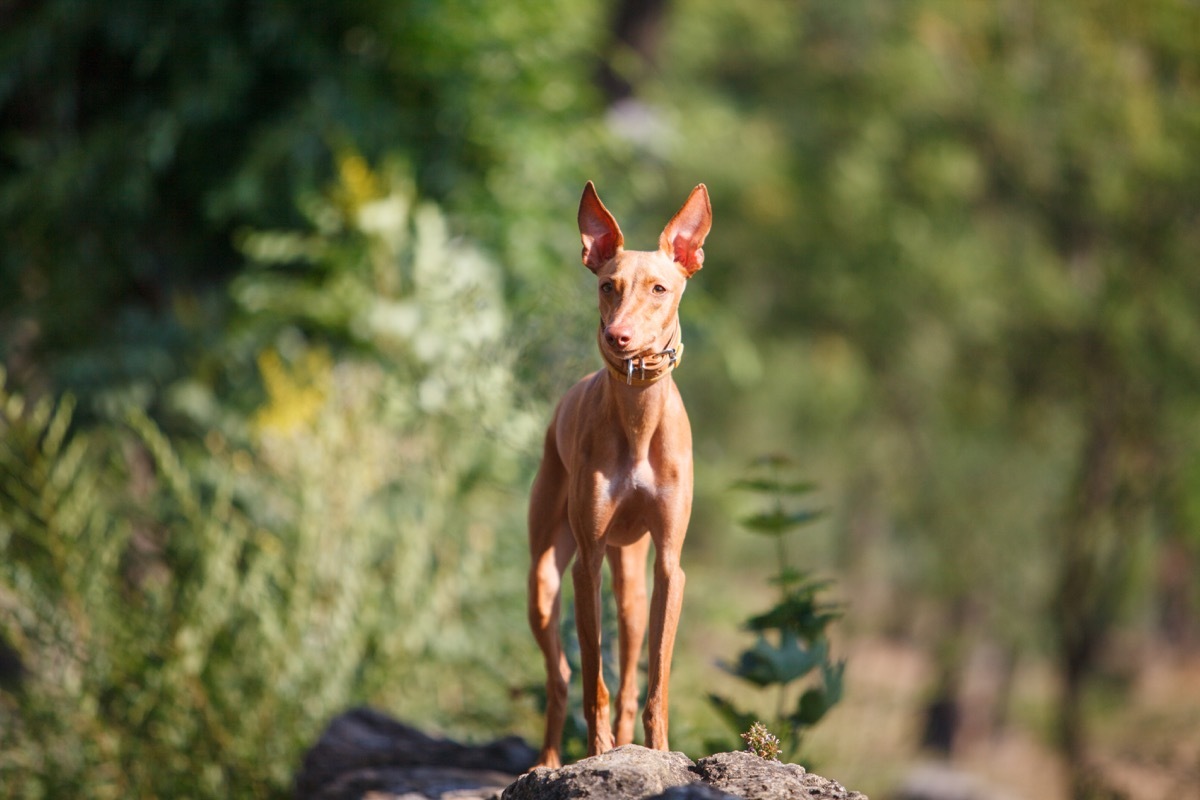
xmin=605 ymin=326 xmax=632 ymax=349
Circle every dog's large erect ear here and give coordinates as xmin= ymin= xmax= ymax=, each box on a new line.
xmin=578 ymin=181 xmax=624 ymax=273
xmin=659 ymin=184 xmax=712 ymax=277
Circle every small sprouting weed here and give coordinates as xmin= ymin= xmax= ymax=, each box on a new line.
xmin=741 ymin=722 xmax=782 ymax=761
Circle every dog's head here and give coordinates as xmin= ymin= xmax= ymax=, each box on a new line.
xmin=578 ymin=182 xmax=711 ymax=359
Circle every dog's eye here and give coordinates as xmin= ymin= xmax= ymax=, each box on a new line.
xmin=652 ymin=284 xmax=667 ymax=294
xmin=601 ymin=282 xmax=614 ymax=294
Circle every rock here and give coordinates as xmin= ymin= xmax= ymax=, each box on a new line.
xmin=294 ymin=710 xmax=869 ymax=800
xmin=304 ymin=765 xmax=519 ymax=800
xmin=694 ymin=751 xmax=867 ymax=800
xmin=295 ymin=707 xmax=537 ymax=800
xmin=501 ymin=745 xmax=700 ymax=800
xmin=501 ymin=745 xmax=868 ymax=800
xmin=649 ymin=785 xmax=744 ymax=800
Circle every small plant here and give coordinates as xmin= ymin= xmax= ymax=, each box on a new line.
xmin=741 ymin=721 xmax=782 ymax=761
xmin=709 ymin=455 xmax=845 ymax=763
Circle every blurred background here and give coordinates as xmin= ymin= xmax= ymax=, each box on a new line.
xmin=2 ymin=1 xmax=1198 ymax=798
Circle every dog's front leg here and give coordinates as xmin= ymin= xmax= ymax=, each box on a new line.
xmin=608 ymin=536 xmax=650 ymax=746
xmin=571 ymin=540 xmax=615 ymax=756
xmin=643 ymin=499 xmax=690 ymax=751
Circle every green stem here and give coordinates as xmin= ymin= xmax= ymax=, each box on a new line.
xmin=772 ymin=466 xmax=790 ymax=603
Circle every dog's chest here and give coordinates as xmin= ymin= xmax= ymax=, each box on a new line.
xmin=609 ymin=457 xmax=658 ymax=500
xmin=595 ymin=454 xmax=684 ymax=536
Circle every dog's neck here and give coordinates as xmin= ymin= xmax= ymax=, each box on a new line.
xmin=596 ymin=323 xmax=684 ymax=387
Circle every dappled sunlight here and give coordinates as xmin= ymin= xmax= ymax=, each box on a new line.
xmin=3 ymin=1 xmax=1198 ymax=798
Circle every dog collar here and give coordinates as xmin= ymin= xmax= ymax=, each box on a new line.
xmin=597 ymin=323 xmax=684 ymax=386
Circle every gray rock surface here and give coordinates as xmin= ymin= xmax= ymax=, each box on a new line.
xmin=502 ymin=745 xmax=868 ymax=800
xmin=694 ymin=751 xmax=867 ymax=800
xmin=294 ymin=709 xmax=868 ymax=800
xmin=501 ymin=745 xmax=700 ymax=800
xmin=294 ymin=707 xmax=536 ymax=800
xmin=648 ymin=786 xmax=743 ymax=800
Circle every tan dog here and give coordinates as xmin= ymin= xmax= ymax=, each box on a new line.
xmin=527 ymin=181 xmax=712 ymax=768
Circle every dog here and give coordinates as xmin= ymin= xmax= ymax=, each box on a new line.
xmin=527 ymin=181 xmax=712 ymax=767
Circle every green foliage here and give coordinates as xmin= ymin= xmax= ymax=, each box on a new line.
xmin=1 ymin=374 xmax=135 ymax=797
xmin=657 ymin=4 xmax=1199 ymax=788
xmin=709 ymin=457 xmax=845 ymax=763
xmin=0 ymin=0 xmax=616 ymax=401
xmin=0 ymin=159 xmax=537 ymax=798
xmin=3 ymin=0 xmax=368 ymax=354
xmin=2 ymin=1 xmax=1199 ymax=795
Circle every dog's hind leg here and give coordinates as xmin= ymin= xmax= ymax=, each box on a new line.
xmin=527 ymin=426 xmax=575 ymax=770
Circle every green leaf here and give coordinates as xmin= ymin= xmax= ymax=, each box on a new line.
xmin=823 ymin=659 xmax=846 ymax=705
xmin=730 ymin=478 xmax=818 ymax=496
xmin=745 ymin=593 xmax=842 ymax=638
xmin=768 ymin=567 xmax=810 ymax=589
xmin=790 ymin=661 xmax=846 ymax=726
xmin=738 ymin=508 xmax=825 ymax=535
xmin=750 ymin=454 xmax=795 ymax=469
xmin=722 ymin=633 xmax=827 ymax=687
xmin=792 ymin=688 xmax=831 ymax=726
xmin=792 ymin=662 xmax=849 ymax=729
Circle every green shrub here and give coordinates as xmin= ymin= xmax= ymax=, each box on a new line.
xmin=0 ymin=158 xmax=539 ymax=798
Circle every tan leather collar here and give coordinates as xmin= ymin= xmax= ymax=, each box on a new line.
xmin=597 ymin=323 xmax=684 ymax=386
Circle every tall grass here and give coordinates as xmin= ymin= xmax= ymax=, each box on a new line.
xmin=0 ymin=158 xmax=540 ymax=798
